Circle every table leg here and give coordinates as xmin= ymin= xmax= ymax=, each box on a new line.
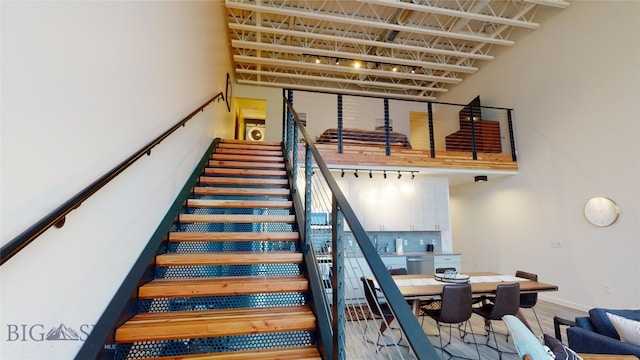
xmin=516 ymin=309 xmax=533 ymax=331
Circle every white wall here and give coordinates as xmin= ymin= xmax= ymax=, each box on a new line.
xmin=444 ymin=1 xmax=640 ymax=310
xmin=0 ymin=1 xmax=234 ymax=358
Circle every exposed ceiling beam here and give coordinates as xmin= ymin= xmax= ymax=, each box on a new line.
xmin=237 ymin=79 xmax=438 ymax=101
xmin=233 ymin=55 xmax=463 ymax=84
xmin=360 ymin=0 xmax=540 ymax=29
xmin=237 ymin=68 xmax=449 ymax=93
xmin=228 ymin=23 xmax=494 ymax=61
xmin=231 ymin=40 xmax=478 ymax=74
xmin=225 ymin=0 xmax=515 ymax=46
xmin=523 ymin=0 xmax=571 ymax=8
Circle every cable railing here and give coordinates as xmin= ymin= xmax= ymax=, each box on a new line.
xmin=283 ymin=93 xmax=440 ymax=360
xmin=0 ymin=92 xmax=226 ymax=265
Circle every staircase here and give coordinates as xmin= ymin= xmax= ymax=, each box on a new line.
xmin=114 ymin=139 xmax=321 ymax=359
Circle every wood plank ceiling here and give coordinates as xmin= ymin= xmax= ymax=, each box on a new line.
xmin=225 ymin=0 xmax=569 ymax=101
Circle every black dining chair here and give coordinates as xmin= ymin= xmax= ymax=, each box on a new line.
xmin=424 ymin=283 xmax=480 ymax=360
xmin=361 ymin=277 xmax=405 ymax=350
xmin=516 ymin=270 xmax=544 ymax=336
xmin=469 ymin=282 xmax=521 ymax=359
xmin=388 ymin=268 xmax=408 ymax=275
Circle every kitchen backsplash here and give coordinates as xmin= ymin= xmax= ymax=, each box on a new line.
xmin=311 ymin=230 xmax=441 ymax=254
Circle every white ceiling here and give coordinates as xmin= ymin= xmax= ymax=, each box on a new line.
xmin=225 ymin=0 xmax=569 ymax=101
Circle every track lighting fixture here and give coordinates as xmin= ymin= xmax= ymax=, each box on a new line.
xmin=397 ymin=171 xmax=402 ymax=179
xmin=354 ymin=170 xmax=359 ymax=178
xmin=341 ymin=169 xmax=345 ymax=178
xmin=335 ymin=58 xmax=340 ymax=65
xmin=369 ymin=170 xmax=372 ymax=179
xmin=383 ymin=171 xmax=387 ymax=179
xmin=315 ymin=58 xmax=320 ymax=64
xmin=411 ymin=172 xmax=415 ymax=180
xmin=475 ymin=175 xmax=488 ymax=182
xmin=411 ymin=67 xmax=416 ymax=74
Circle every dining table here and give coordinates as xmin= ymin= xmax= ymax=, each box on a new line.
xmin=376 ymin=271 xmax=559 ymax=330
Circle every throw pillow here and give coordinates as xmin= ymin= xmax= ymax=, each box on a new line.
xmin=543 ymin=334 xmax=583 ymax=360
xmin=503 ymin=315 xmax=552 ymax=359
xmin=606 ymin=312 xmax=640 ymax=347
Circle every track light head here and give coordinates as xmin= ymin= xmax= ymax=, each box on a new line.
xmin=383 ymin=171 xmax=387 ymax=179
xmin=475 ymin=175 xmax=488 ymax=182
xmin=397 ymin=171 xmax=402 ymax=179
xmin=341 ymin=169 xmax=345 ymax=178
xmin=354 ymin=170 xmax=359 ymax=178
xmin=369 ymin=170 xmax=373 ymax=178
xmin=411 ymin=172 xmax=415 ymax=180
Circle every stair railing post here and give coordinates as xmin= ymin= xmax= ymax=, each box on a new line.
xmin=304 ymin=144 xmax=313 ymax=247
xmin=331 ymin=198 xmax=346 ymax=360
xmin=292 ymin=120 xmax=299 ymax=194
xmin=337 ymin=94 xmax=343 ymax=154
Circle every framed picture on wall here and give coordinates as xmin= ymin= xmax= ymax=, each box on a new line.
xmin=225 ymin=73 xmax=232 ymax=112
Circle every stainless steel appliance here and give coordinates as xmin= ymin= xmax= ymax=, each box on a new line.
xmin=406 ymin=255 xmax=434 ymax=274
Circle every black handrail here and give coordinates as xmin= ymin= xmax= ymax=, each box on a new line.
xmin=0 ymin=92 xmax=225 ymax=265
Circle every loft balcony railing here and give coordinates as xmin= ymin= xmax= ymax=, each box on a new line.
xmin=283 ymin=93 xmax=440 ymax=360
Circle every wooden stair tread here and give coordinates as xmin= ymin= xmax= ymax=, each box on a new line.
xmin=179 ymin=214 xmax=295 ymax=223
xmin=198 ymin=177 xmax=288 ymax=186
xmin=220 ymin=139 xmax=281 ymax=147
xmin=115 ymin=305 xmax=315 ymax=343
xmin=186 ymin=199 xmax=292 ymax=209
xmin=155 ymin=252 xmax=303 ymax=266
xmin=168 ymin=232 xmax=299 ymax=242
xmin=211 ymin=154 xmax=284 ymax=163
xmin=215 ymin=148 xmax=283 ymax=157
xmin=193 ymin=187 xmax=290 ymax=196
xmin=208 ymin=160 xmax=285 ymax=170
xmin=141 ymin=346 xmax=321 ymax=360
xmin=139 ymin=275 xmax=308 ymax=299
xmin=203 ymin=168 xmax=287 ymax=177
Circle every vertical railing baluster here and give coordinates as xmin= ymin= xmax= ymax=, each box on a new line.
xmin=337 ymin=95 xmax=343 ymax=154
xmin=507 ymin=109 xmax=517 ymax=161
xmin=469 ymin=105 xmax=478 ymax=160
xmin=428 ymin=102 xmax=436 ymax=158
xmin=384 ymin=98 xmax=391 ymax=156
xmin=293 ymin=121 xmax=299 ymax=193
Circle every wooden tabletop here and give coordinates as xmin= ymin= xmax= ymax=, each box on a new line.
xmin=388 ymin=272 xmax=559 ymax=299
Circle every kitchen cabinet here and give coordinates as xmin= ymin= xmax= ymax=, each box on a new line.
xmin=341 ymin=255 xmax=407 ymax=303
xmin=434 ymin=254 xmax=461 ymax=272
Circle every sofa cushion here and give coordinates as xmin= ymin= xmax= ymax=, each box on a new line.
xmin=544 ymin=334 xmax=582 ymax=360
xmin=589 ymin=308 xmax=640 ymax=340
xmin=607 ymin=312 xmax=640 ymax=346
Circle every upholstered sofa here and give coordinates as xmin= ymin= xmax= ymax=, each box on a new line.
xmin=566 ymin=308 xmax=640 ymax=357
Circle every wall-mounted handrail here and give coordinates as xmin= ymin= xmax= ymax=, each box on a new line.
xmin=0 ymin=92 xmax=225 ymax=265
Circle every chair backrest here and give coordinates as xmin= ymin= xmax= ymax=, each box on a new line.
xmin=488 ymin=283 xmax=521 ymax=320
xmin=389 ymin=268 xmax=408 ymax=275
xmin=516 ymin=270 xmax=538 ymax=308
xmin=435 ymin=267 xmax=457 ymax=274
xmin=361 ymin=277 xmax=386 ymax=318
xmin=438 ymin=283 xmax=473 ymax=324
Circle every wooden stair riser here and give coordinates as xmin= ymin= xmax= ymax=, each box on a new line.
xmin=179 ymin=214 xmax=295 ymax=224
xmin=193 ymin=187 xmax=290 ymax=197
xmin=115 ymin=306 xmax=315 ymax=343
xmin=208 ymin=160 xmax=285 ymax=170
xmin=215 ymin=148 xmax=284 ymax=157
xmin=168 ymin=232 xmax=299 ymax=242
xmin=198 ymin=177 xmax=289 ymax=186
xmin=219 ymin=140 xmax=281 ymax=147
xmin=155 ymin=252 xmax=303 ymax=267
xmin=141 ymin=346 xmax=321 ymax=360
xmin=203 ymin=168 xmax=287 ymax=178
xmin=139 ymin=275 xmax=309 ymax=299
xmin=211 ymin=154 xmax=285 ymax=163
xmin=187 ymin=199 xmax=292 ymax=209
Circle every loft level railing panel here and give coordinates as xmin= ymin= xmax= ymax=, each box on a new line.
xmin=289 ymin=90 xmax=517 ymax=169
xmin=0 ymin=92 xmax=226 ymax=265
xmin=283 ymin=94 xmax=440 ymax=360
